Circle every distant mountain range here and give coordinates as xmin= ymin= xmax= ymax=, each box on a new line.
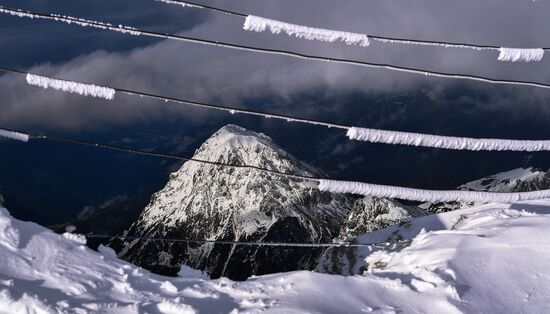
xmin=109 ymin=124 xmax=550 ymax=280
xmin=422 ymin=167 xmax=550 ymax=214
xmin=111 ymin=125 xmax=352 ymax=280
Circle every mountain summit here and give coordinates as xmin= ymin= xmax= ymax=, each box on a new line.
xmin=113 ymin=125 xmax=353 ymax=280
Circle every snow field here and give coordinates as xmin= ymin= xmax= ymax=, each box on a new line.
xmin=1 ymin=199 xmax=550 ymax=313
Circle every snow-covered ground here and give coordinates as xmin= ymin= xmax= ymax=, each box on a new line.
xmin=1 ymin=200 xmax=550 ymax=313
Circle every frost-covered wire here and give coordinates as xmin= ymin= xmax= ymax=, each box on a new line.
xmin=244 ymin=15 xmax=370 ymax=47
xmin=0 ymin=67 xmax=346 ymax=130
xmin=0 ymin=129 xmax=29 ymax=142
xmin=26 ymin=74 xmax=115 ymax=100
xmin=87 ymin=234 xmax=366 ymax=247
xmin=346 ymin=127 xmax=550 ymax=152
xmin=4 ymin=125 xmax=550 ymax=203
xmin=154 ymin=0 xmax=201 ymax=9
xmin=5 ymin=67 xmax=550 ymax=152
xmin=497 ymin=48 xmax=545 ymax=62
xmin=243 ymin=16 xmax=545 ymax=63
xmin=0 ymin=7 xmax=141 ymax=36
xmin=153 ymin=0 xmax=246 ymax=16
xmin=370 ymin=36 xmax=491 ymax=51
xmin=151 ymin=1 xmax=547 ymax=62
xmin=0 ymin=126 xmax=317 ymax=181
xmin=3 ymin=6 xmax=550 ymax=90
xmin=318 ymin=179 xmax=550 ymax=203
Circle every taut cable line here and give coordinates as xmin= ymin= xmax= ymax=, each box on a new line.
xmin=3 ymin=126 xmax=550 ymax=203
xmin=1 ymin=6 xmax=550 ymax=89
xmin=5 ymin=66 xmax=550 ymax=152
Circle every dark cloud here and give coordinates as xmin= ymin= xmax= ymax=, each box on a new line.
xmin=6 ymin=0 xmax=550 ymax=226
xmin=1 ymin=0 xmax=550 ymax=131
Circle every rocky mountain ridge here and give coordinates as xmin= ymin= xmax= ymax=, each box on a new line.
xmin=337 ymin=197 xmax=425 ymax=240
xmin=111 ymin=124 xmax=550 ymax=280
xmin=317 ymin=166 xmax=550 ymax=274
xmin=112 ymin=125 xmax=354 ymax=280
xmin=422 ymin=167 xmax=550 ymax=214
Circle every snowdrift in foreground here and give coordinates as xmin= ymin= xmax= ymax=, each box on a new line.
xmin=318 ymin=178 xmax=550 ymax=202
xmin=1 ymin=201 xmax=550 ymax=313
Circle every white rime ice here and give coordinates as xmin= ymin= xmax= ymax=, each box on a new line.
xmin=0 ymin=7 xmax=36 ymax=19
xmin=0 ymin=129 xmax=29 ymax=142
xmin=3 ymin=8 xmax=550 ymax=91
xmin=243 ymin=15 xmax=370 ymax=47
xmin=49 ymin=14 xmax=142 ymax=36
xmin=0 ymin=7 xmax=141 ymax=36
xmin=318 ymin=179 xmax=550 ymax=203
xmin=154 ymin=0 xmax=201 ymax=8
xmin=371 ymin=37 xmax=488 ymax=51
xmin=498 ymin=48 xmax=544 ymax=62
xmin=346 ymin=127 xmax=550 ymax=151
xmin=26 ymin=74 xmax=115 ymax=100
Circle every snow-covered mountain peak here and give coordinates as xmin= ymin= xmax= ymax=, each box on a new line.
xmin=192 ymin=124 xmax=314 ymax=175
xmin=199 ymin=124 xmax=273 ymax=154
xmin=115 ymin=125 xmax=352 ymax=279
xmin=212 ymin=124 xmax=273 ymax=144
xmin=458 ymin=167 xmax=546 ymax=192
